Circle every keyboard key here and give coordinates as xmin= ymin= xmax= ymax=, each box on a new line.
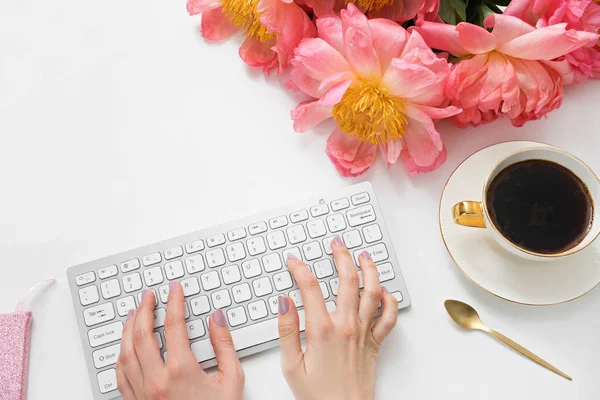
xmin=197 ymin=271 xmax=220 ymax=292
xmin=307 ymin=219 xmax=327 ymax=238
xmin=310 ymin=204 xmax=329 ymax=217
xmin=164 ymin=246 xmax=183 ymax=260
xmin=322 ymin=236 xmax=336 ymax=255
xmin=158 ymin=285 xmax=170 ymax=303
xmin=185 ymin=255 xmax=206 ymax=274
xmin=222 ymin=265 xmax=242 ymax=285
xmin=116 ymin=296 xmax=136 ymax=316
xmin=342 ymin=230 xmax=363 ymax=249
xmin=142 ymin=252 xmax=162 ymax=267
xmin=326 ymin=213 xmax=347 ymax=233
xmin=137 ymin=290 xmax=158 ymax=307
xmin=346 ymin=205 xmax=376 ymax=227
xmin=290 ymin=210 xmax=309 ymax=223
xmin=206 ymin=248 xmax=226 ymax=268
xmin=227 ymin=228 xmax=247 ymax=241
xmin=286 ymin=225 xmax=307 ymax=244
xmin=87 ymin=321 xmax=122 ymax=347
xmin=207 ymin=233 xmax=226 ymax=247
xmin=314 ymin=259 xmax=334 ymax=279
xmin=302 ymin=241 xmax=323 ymax=261
xmin=266 ymin=231 xmax=286 ymax=250
xmin=79 ymin=286 xmax=99 ymax=306
xmin=249 ymin=221 xmax=268 ymax=235
xmin=331 ymin=198 xmax=350 ymax=211
xmin=100 ymin=279 xmax=121 ymax=300
xmin=83 ymin=303 xmax=116 ymax=327
xmin=143 ymin=267 xmax=164 ymax=286
xmin=351 ymin=192 xmax=370 ymax=205
xmin=155 ymin=332 xmax=163 ymax=349
xmin=252 ymin=277 xmax=273 ymax=297
xmin=268 ymin=296 xmax=280 ymax=314
xmin=376 ymin=263 xmax=395 ymax=282
xmin=122 ymin=273 xmax=142 ymax=293
xmin=97 ymin=369 xmax=117 ymax=394
xmin=362 ymin=224 xmax=382 ymax=243
xmin=330 ymin=278 xmax=339 ymax=296
xmin=186 ymin=319 xmax=206 ymax=339
xmin=120 ymin=259 xmax=140 ymax=273
xmin=247 ymin=237 xmax=267 ymax=256
xmin=227 ymin=306 xmax=247 ymax=327
xmin=289 ymin=289 xmax=303 ymax=307
xmin=93 ymin=344 xmax=120 ymax=369
xmin=76 ymin=272 xmax=96 ymax=286
xmin=353 ymin=243 xmax=389 ymax=264
xmin=391 ymin=291 xmax=403 ymax=304
xmin=269 ymin=216 xmax=288 ymax=229
xmin=282 ymin=248 xmax=302 ymax=265
xmin=232 ymin=283 xmax=252 ymax=303
xmin=191 ymin=295 xmax=211 ymax=316
xmin=186 ymin=239 xmax=205 ymax=254
xmin=154 ymin=308 xmax=167 ymax=328
xmin=226 ymin=242 xmax=246 ymax=262
xmin=262 ymin=253 xmax=283 ymax=272
xmin=242 ymin=259 xmax=262 ymax=278
xmin=165 ymin=260 xmax=185 ymax=280
xmin=273 ymin=271 xmax=293 ymax=291
xmin=248 ymin=300 xmax=268 ymax=320
xmin=98 ymin=265 xmax=118 ymax=280
xmin=211 ymin=289 xmax=232 ymax=309
xmin=319 ymin=282 xmax=330 ymax=299
xmin=181 ymin=277 xmax=201 ymax=297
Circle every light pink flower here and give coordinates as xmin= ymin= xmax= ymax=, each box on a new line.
xmin=287 ymin=4 xmax=460 ymax=177
xmin=187 ymin=0 xmax=316 ymax=74
xmin=504 ymin=0 xmax=600 ymax=82
xmin=413 ymin=15 xmax=598 ymax=128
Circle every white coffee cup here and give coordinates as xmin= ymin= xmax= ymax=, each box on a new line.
xmin=453 ymin=147 xmax=600 ymax=261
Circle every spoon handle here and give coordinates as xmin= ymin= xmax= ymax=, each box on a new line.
xmin=488 ymin=329 xmax=572 ymax=381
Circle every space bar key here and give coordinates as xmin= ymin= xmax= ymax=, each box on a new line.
xmin=191 ymin=301 xmax=336 ymax=363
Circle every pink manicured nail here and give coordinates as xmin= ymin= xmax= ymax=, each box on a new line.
xmin=141 ymin=289 xmax=149 ymax=301
xmin=127 ymin=309 xmax=135 ymax=319
xmin=286 ymin=253 xmax=299 ymax=261
xmin=382 ymin=286 xmax=389 ymax=294
xmin=331 ymin=235 xmax=344 ymax=247
xmin=212 ymin=309 xmax=227 ymax=327
xmin=359 ymin=250 xmax=372 ymax=261
xmin=169 ymin=281 xmax=178 ymax=291
xmin=278 ymin=296 xmax=289 ymax=315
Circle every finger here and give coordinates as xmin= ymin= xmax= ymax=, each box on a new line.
xmin=357 ymin=251 xmax=382 ymax=326
xmin=286 ymin=255 xmax=330 ymax=329
xmin=277 ymin=295 xmax=303 ymax=380
xmin=133 ymin=290 xmax=164 ymax=375
xmin=117 ymin=310 xmax=144 ymax=396
xmin=331 ymin=236 xmax=360 ymax=317
xmin=116 ymin=361 xmax=137 ymax=400
xmin=164 ymin=281 xmax=196 ymax=367
xmin=208 ymin=308 xmax=244 ymax=381
xmin=371 ymin=287 xmax=398 ymax=345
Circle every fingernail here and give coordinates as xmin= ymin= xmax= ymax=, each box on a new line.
xmin=169 ymin=281 xmax=178 ymax=291
xmin=278 ymin=295 xmax=289 ymax=315
xmin=212 ymin=308 xmax=227 ymax=327
xmin=286 ymin=253 xmax=299 ymax=261
xmin=141 ymin=289 xmax=149 ymax=300
xmin=382 ymin=286 xmax=389 ymax=294
xmin=127 ymin=309 xmax=135 ymax=319
xmin=331 ymin=235 xmax=344 ymax=247
xmin=359 ymin=250 xmax=372 ymax=261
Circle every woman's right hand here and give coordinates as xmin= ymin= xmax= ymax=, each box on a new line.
xmin=277 ymin=236 xmax=399 ymax=400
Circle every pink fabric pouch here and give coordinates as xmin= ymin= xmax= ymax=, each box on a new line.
xmin=0 ymin=279 xmax=54 ymax=400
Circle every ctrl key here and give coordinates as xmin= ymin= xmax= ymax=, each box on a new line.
xmin=97 ymin=368 xmax=118 ymax=394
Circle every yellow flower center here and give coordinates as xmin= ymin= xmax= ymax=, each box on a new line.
xmin=346 ymin=0 xmax=395 ymax=12
xmin=332 ymin=78 xmax=408 ymax=145
xmin=221 ymin=0 xmax=275 ymax=42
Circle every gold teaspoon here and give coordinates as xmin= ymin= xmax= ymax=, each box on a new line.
xmin=444 ymin=300 xmax=572 ymax=381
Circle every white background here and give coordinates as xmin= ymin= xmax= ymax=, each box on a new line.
xmin=1 ymin=0 xmax=599 ymax=399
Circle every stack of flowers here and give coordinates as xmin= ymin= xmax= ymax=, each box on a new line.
xmin=188 ymin=0 xmax=600 ymax=177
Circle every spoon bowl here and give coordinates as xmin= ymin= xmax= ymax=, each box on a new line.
xmin=444 ymin=300 xmax=487 ymax=331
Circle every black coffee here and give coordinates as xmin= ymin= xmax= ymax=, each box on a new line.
xmin=486 ymin=159 xmax=593 ymax=254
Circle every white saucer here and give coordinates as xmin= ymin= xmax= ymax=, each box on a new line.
xmin=439 ymin=141 xmax=600 ymax=305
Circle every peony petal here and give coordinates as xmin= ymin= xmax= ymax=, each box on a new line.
xmin=382 ymin=58 xmax=438 ymax=99
xmin=317 ymin=16 xmax=345 ymax=54
xmin=409 ymin=104 xmax=462 ymax=120
xmin=291 ymin=38 xmax=353 ymax=86
xmin=291 ymin=101 xmax=333 ymax=132
xmin=368 ymin=18 xmax=409 ymax=71
xmin=401 ymin=115 xmax=444 ymax=169
xmin=187 ymin=0 xmax=221 ymax=15
xmin=326 ymin=128 xmax=377 ymax=177
xmin=484 ymin=14 xmax=535 ymax=44
xmin=341 ymin=4 xmax=381 ymax=77
xmin=456 ymin=22 xmax=497 ymax=54
xmin=201 ymin=8 xmax=239 ymax=42
xmin=411 ymin=21 xmax=470 ymax=57
xmin=402 ymin=145 xmax=447 ymax=177
xmin=318 ymin=79 xmax=353 ymax=107
xmin=379 ymin=139 xmax=403 ymax=165
xmin=239 ymin=37 xmax=279 ymax=73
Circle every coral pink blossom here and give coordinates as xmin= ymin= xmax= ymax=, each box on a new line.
xmin=413 ymin=15 xmax=598 ymax=128
xmin=302 ymin=0 xmax=440 ymax=21
xmin=504 ymin=0 xmax=600 ymax=82
xmin=187 ymin=0 xmax=315 ymax=74
xmin=287 ymin=4 xmax=460 ymax=177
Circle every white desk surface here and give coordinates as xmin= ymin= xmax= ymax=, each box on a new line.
xmin=1 ymin=1 xmax=599 ymax=399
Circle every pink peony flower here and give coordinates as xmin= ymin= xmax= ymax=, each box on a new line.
xmin=187 ymin=0 xmax=316 ymax=74
xmin=287 ymin=4 xmax=460 ymax=177
xmin=413 ymin=15 xmax=598 ymax=128
xmin=504 ymin=0 xmax=600 ymax=83
xmin=303 ymin=0 xmax=440 ymax=22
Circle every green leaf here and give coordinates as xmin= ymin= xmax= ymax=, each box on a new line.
xmin=439 ymin=0 xmax=467 ymax=25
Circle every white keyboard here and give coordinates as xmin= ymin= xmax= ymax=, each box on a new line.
xmin=67 ymin=182 xmax=411 ymax=399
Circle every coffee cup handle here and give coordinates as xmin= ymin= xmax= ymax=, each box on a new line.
xmin=453 ymin=201 xmax=486 ymax=228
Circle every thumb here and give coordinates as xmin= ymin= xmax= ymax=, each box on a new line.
xmin=209 ymin=309 xmax=244 ymax=383
xmin=277 ymin=295 xmax=303 ymax=379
